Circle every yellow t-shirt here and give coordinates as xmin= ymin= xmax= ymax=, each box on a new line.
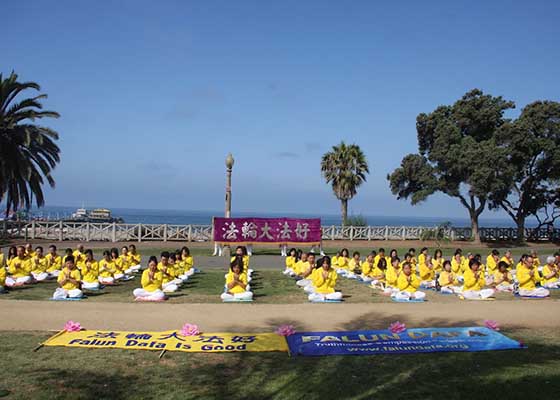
xmin=361 ymin=261 xmax=374 ymax=277
xmin=311 ymin=268 xmax=337 ymax=294
xmin=451 ymin=258 xmax=467 ymax=275
xmin=72 ymin=250 xmax=85 ymax=264
xmin=81 ymin=260 xmax=99 ymax=283
xmin=533 ymin=257 xmax=541 ymax=268
xmin=7 ymin=256 xmax=30 ymax=278
xmin=0 ymin=253 xmax=4 ymax=268
xmin=500 ymin=256 xmax=513 ymax=269
xmin=463 ymin=269 xmax=485 ymax=291
xmin=438 ymin=271 xmax=458 ymax=287
xmin=141 ymin=269 xmax=163 ymax=292
xmin=182 ymin=255 xmax=194 ymax=270
xmin=419 ymin=262 xmax=434 ymax=281
xmin=225 ymin=271 xmax=248 ymax=294
xmin=158 ymin=263 xmax=177 ymax=284
xmin=98 ymin=259 xmax=117 ymax=278
xmin=397 ymin=273 xmax=420 ymax=292
xmin=432 ymin=257 xmax=445 ymax=272
xmin=516 ymin=265 xmax=541 ymax=290
xmin=370 ymin=266 xmax=386 ymax=282
xmin=418 ymin=253 xmax=427 ymax=267
xmin=116 ymin=255 xmax=130 ymax=273
xmin=46 ymin=254 xmax=62 ymax=272
xmin=0 ymin=266 xmax=6 ymax=286
xmin=386 ymin=266 xmax=401 ymax=287
xmin=30 ymin=256 xmax=49 ymax=273
xmin=349 ymin=259 xmax=362 ymax=272
xmin=373 ymin=255 xmax=391 ymax=268
xmin=331 ymin=255 xmax=339 ymax=267
xmin=493 ymin=270 xmax=513 ymax=286
xmin=486 ymin=255 xmax=498 ymax=272
xmin=542 ymin=265 xmax=559 ymax=285
xmin=285 ymin=256 xmax=296 ymax=269
xmin=336 ymin=256 xmax=350 ymax=271
xmin=57 ymin=268 xmax=82 ymax=290
xmin=130 ymin=252 xmax=142 ymax=266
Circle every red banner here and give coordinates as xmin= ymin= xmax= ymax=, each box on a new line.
xmin=213 ymin=217 xmax=322 ymax=244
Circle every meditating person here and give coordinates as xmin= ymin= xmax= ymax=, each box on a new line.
xmin=418 ymin=247 xmax=429 ymax=270
xmin=432 ymin=249 xmax=445 ymax=273
xmin=531 ymin=250 xmax=541 ymax=269
xmin=80 ymin=249 xmax=100 ymax=290
xmin=486 ymin=250 xmax=500 ymax=275
xmin=62 ymin=248 xmax=73 ymax=265
xmin=374 ymin=248 xmax=390 ymax=268
xmin=98 ymin=250 xmax=117 ymax=285
xmin=346 ymin=251 xmax=362 ymax=278
xmin=408 ymin=248 xmax=417 ymax=269
xmin=542 ymin=256 xmax=560 ymax=289
xmin=293 ymin=251 xmax=308 ymax=279
xmin=122 ymin=246 xmax=140 ymax=274
xmin=221 ymin=257 xmax=253 ymax=301
xmin=394 ymin=262 xmax=425 ymax=301
xmin=133 ymin=256 xmax=166 ymax=301
xmin=462 ymin=259 xmax=495 ymax=300
xmin=230 ymin=246 xmax=251 ymax=277
xmin=335 ymin=248 xmax=350 ymax=275
xmin=307 ymin=256 xmax=342 ymax=302
xmin=45 ymin=245 xmax=62 ymax=278
xmin=283 ymin=248 xmax=298 ymax=276
xmin=179 ymin=246 xmax=195 ymax=279
xmin=360 ymin=253 xmax=376 ymax=282
xmin=30 ymin=246 xmax=49 ymax=282
xmin=52 ymin=255 xmax=83 ymax=300
xmin=128 ymin=244 xmax=142 ymax=271
xmin=296 ymin=253 xmax=316 ymax=287
xmin=111 ymin=248 xmax=126 ymax=280
xmin=492 ymin=261 xmax=514 ymax=292
xmin=419 ymin=254 xmax=435 ymax=288
xmin=5 ymin=246 xmax=33 ymax=287
xmin=516 ymin=255 xmax=549 ymax=297
xmin=370 ymin=257 xmax=388 ymax=289
xmin=438 ymin=260 xmax=462 ymax=294
xmin=158 ymin=252 xmax=180 ymax=293
xmin=500 ymin=250 xmax=514 ymax=270
xmin=72 ymin=244 xmax=86 ymax=265
xmin=384 ymin=256 xmax=402 ymax=295
xmin=451 ymin=251 xmax=467 ymax=277
xmin=24 ymin=243 xmax=35 ymax=258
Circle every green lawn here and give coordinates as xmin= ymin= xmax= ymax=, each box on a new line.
xmin=0 ymin=328 xmax=558 ymax=399
xmin=3 ymin=269 xmax=560 ymax=304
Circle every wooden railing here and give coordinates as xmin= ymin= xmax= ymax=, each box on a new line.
xmin=1 ymin=221 xmax=558 ymax=242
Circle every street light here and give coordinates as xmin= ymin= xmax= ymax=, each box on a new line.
xmin=225 ymin=153 xmax=234 ymax=218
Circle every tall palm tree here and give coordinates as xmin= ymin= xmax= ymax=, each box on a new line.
xmin=0 ymin=72 xmax=61 ymax=217
xmin=321 ymin=141 xmax=369 ymax=225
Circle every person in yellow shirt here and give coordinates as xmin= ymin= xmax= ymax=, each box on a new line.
xmin=296 ymin=253 xmax=316 ymax=288
xmin=72 ymin=244 xmax=86 ymax=265
xmin=500 ymin=250 xmax=514 ymax=270
xmin=407 ymin=248 xmax=418 ymax=269
xmin=179 ymin=246 xmax=195 ymax=279
xmin=530 ymin=250 xmax=541 ymax=269
xmin=62 ymin=248 xmax=73 ymax=265
xmin=283 ymin=248 xmax=298 ymax=276
xmin=400 ymin=252 xmax=413 ymax=269
xmin=346 ymin=251 xmax=362 ymax=279
xmin=393 ymin=262 xmax=425 ymax=301
xmin=221 ymin=257 xmax=253 ymax=301
xmin=118 ymin=246 xmax=135 ymax=275
xmin=128 ymin=244 xmax=142 ymax=272
xmin=360 ymin=253 xmax=376 ymax=282
xmin=292 ymin=251 xmax=306 ymax=277
xmin=30 ymin=246 xmax=49 ymax=281
xmin=52 ymin=255 xmax=83 ymax=300
xmin=462 ymin=260 xmax=495 ymax=300
xmin=374 ymin=248 xmax=391 ymax=269
xmin=133 ymin=256 xmax=166 ymax=301
xmin=451 ymin=252 xmax=467 ymax=277
xmin=158 ymin=251 xmax=180 ymax=293
xmin=418 ymin=247 xmax=429 ymax=270
xmin=516 ymin=255 xmax=549 ymax=297
xmin=110 ymin=248 xmax=127 ymax=280
xmin=80 ymin=249 xmax=100 ymax=290
xmin=98 ymin=250 xmax=117 ymax=285
xmin=385 ymin=256 xmax=402 ymax=295
xmin=432 ymin=249 xmax=445 ymax=273
xmin=419 ymin=254 xmax=435 ymax=288
xmin=6 ymin=246 xmax=33 ymax=287
xmin=24 ymin=243 xmax=36 ymax=258
xmin=370 ymin=257 xmax=388 ymax=290
xmin=307 ymin=256 xmax=342 ymax=302
xmin=335 ymin=248 xmax=350 ymax=275
xmin=45 ymin=245 xmax=62 ymax=278
xmin=438 ymin=260 xmax=462 ymax=294
xmin=492 ymin=261 xmax=514 ymax=292
xmin=230 ymin=246 xmax=252 ymax=277
xmin=542 ymin=256 xmax=560 ymax=289
xmin=7 ymin=246 xmax=17 ymax=264
xmin=486 ymin=250 xmax=500 ymax=274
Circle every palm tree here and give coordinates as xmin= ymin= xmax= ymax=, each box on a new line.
xmin=321 ymin=141 xmax=369 ymax=225
xmin=0 ymin=72 xmax=61 ymax=217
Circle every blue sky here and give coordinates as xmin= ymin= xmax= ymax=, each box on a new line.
xmin=2 ymin=0 xmax=559 ymax=220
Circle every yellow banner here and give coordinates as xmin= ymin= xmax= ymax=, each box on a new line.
xmin=44 ymin=330 xmax=288 ymax=353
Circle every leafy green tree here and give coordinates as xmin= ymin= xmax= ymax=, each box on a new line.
xmin=321 ymin=142 xmax=369 ymax=225
xmin=490 ymin=101 xmax=560 ymax=241
xmin=0 ymin=72 xmax=60 ymax=216
xmin=388 ymin=89 xmax=514 ymax=242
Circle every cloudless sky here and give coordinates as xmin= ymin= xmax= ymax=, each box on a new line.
xmin=2 ymin=0 xmax=559 ymax=220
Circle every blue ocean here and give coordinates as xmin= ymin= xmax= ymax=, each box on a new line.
xmin=27 ymin=205 xmax=540 ymax=228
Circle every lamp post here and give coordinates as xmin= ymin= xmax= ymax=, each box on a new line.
xmin=225 ymin=153 xmax=234 ymax=218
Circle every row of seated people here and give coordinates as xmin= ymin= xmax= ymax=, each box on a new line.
xmin=0 ymin=244 xmax=196 ymax=299
xmin=284 ymin=247 xmax=559 ymax=300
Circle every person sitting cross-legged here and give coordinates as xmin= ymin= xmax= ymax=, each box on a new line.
xmin=221 ymin=257 xmax=253 ymax=301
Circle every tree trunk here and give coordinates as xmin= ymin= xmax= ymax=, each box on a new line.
xmin=516 ymin=216 xmax=526 ymax=243
xmin=341 ymin=199 xmax=348 ymax=226
xmin=470 ymin=212 xmax=481 ymax=244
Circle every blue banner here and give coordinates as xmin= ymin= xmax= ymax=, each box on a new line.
xmin=286 ymin=327 xmax=523 ymax=356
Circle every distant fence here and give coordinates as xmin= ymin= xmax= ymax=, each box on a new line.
xmin=1 ymin=221 xmax=559 ymax=243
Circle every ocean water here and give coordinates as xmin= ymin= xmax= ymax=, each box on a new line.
xmin=26 ymin=205 xmax=540 ymax=228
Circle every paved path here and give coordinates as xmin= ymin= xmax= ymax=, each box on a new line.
xmin=1 ymin=300 xmax=558 ymax=332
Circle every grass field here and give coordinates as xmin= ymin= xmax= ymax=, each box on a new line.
xmin=2 ymin=268 xmax=559 ymax=304
xmin=0 ymin=328 xmax=558 ymax=400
